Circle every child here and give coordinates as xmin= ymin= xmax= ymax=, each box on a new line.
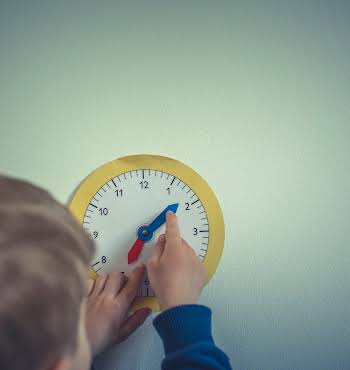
xmin=0 ymin=175 xmax=232 ymax=370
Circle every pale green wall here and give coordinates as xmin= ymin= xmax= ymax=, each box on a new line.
xmin=1 ymin=2 xmax=349 ymax=370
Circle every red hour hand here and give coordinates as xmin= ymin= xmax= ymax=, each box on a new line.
xmin=128 ymin=238 xmax=145 ymax=264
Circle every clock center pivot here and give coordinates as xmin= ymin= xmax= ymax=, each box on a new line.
xmin=137 ymin=224 xmax=154 ymax=242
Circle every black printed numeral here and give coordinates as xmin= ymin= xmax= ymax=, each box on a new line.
xmin=99 ymin=208 xmax=108 ymax=216
xmin=115 ymin=189 xmax=123 ymax=197
xmin=140 ymin=181 xmax=149 ymax=189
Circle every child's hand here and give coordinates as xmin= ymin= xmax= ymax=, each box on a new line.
xmin=85 ymin=265 xmax=151 ymax=356
xmin=147 ymin=211 xmax=207 ymax=311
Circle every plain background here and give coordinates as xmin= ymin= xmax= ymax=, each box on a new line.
xmin=0 ymin=1 xmax=349 ymax=369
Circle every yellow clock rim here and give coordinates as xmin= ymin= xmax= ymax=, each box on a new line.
xmin=68 ymin=154 xmax=225 ymax=312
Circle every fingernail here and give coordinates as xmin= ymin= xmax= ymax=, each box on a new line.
xmin=158 ymin=234 xmax=165 ymax=242
xmin=145 ymin=307 xmax=152 ymax=316
xmin=139 ymin=307 xmax=152 ymax=315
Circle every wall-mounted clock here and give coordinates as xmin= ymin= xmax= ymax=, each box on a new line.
xmin=69 ymin=154 xmax=225 ymax=311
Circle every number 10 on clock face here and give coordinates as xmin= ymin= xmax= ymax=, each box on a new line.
xmin=83 ymin=169 xmax=210 ymax=298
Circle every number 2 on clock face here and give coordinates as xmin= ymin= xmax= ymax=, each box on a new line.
xmin=83 ymin=169 xmax=210 ymax=298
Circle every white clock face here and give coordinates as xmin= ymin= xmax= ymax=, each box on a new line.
xmin=82 ymin=169 xmax=210 ymax=297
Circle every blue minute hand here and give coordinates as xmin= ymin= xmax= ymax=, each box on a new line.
xmin=129 ymin=203 xmax=179 ymax=263
xmin=148 ymin=203 xmax=179 ymax=232
xmin=137 ymin=203 xmax=179 ymax=241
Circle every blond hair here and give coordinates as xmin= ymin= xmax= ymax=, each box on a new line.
xmin=0 ymin=175 xmax=95 ymax=370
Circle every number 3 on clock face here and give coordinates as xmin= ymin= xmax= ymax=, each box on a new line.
xmin=69 ymin=155 xmax=225 ymax=311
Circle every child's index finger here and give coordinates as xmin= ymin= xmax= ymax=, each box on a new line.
xmin=165 ymin=211 xmax=181 ymax=245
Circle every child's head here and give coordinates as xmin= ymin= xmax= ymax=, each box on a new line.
xmin=0 ymin=175 xmax=96 ymax=370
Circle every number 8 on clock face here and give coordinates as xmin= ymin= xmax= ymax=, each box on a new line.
xmin=69 ymin=155 xmax=225 ymax=311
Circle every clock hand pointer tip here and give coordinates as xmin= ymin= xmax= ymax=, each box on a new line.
xmin=168 ymin=203 xmax=179 ymax=213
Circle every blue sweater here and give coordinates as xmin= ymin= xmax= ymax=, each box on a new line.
xmin=153 ymin=304 xmax=232 ymax=370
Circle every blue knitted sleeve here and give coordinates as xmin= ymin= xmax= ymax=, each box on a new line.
xmin=153 ymin=305 xmax=232 ymax=370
